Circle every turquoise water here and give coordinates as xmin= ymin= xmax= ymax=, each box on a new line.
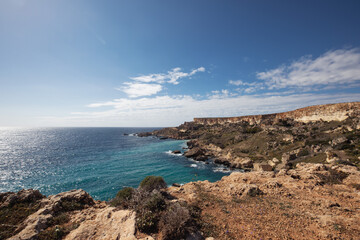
xmin=0 ymin=127 xmax=231 ymax=200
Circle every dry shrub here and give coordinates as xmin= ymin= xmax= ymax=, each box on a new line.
xmin=159 ymin=202 xmax=191 ymax=240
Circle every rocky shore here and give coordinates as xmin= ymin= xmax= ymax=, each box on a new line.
xmin=140 ymin=102 xmax=360 ymax=172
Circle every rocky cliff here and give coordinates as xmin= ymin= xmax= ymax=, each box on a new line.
xmin=142 ymin=102 xmax=360 ymax=171
xmin=194 ymin=102 xmax=360 ymax=125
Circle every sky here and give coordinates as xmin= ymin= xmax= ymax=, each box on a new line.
xmin=0 ymin=0 xmax=360 ymax=127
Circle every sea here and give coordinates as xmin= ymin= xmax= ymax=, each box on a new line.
xmin=0 ymin=127 xmax=232 ymax=200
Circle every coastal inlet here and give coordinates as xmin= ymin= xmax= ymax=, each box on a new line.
xmin=0 ymin=127 xmax=230 ymax=200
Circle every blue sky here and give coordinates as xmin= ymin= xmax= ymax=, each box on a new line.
xmin=1 ymin=0 xmax=360 ymax=127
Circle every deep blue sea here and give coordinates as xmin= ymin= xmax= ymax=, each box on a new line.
xmin=0 ymin=127 xmax=231 ymax=200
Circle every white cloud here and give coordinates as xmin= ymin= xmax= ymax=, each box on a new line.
xmin=119 ymin=83 xmax=162 ymax=98
xmin=118 ymin=67 xmax=206 ymax=98
xmin=229 ymin=80 xmax=245 ymax=86
xmin=257 ymin=48 xmax=360 ymax=89
xmin=130 ymin=67 xmax=205 ymax=85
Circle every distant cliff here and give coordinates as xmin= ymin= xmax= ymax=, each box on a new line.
xmin=194 ymin=102 xmax=360 ymax=125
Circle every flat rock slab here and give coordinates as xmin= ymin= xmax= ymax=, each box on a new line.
xmin=65 ymin=208 xmax=136 ymax=240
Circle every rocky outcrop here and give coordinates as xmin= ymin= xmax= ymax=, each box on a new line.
xmin=65 ymin=208 xmax=136 ymax=240
xmin=169 ymin=162 xmax=360 ymax=239
xmin=9 ymin=189 xmax=94 ymax=240
xmin=0 ymin=189 xmax=44 ymax=208
xmin=4 ymin=189 xmax=149 ymax=240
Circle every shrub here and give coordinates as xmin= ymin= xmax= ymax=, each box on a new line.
xmin=136 ymin=209 xmax=161 ymax=233
xmin=159 ymin=202 xmax=191 ymax=240
xmin=134 ymin=192 xmax=166 ymax=234
xmin=144 ymin=192 xmax=166 ymax=212
xmin=111 ymin=187 xmax=134 ymax=208
xmin=139 ymin=176 xmax=167 ymax=192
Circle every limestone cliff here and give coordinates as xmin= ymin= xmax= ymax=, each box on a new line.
xmin=194 ymin=102 xmax=360 ymax=125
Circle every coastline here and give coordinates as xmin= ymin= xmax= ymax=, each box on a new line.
xmin=2 ymin=102 xmax=360 ymax=239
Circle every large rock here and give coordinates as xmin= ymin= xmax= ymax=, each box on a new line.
xmin=281 ymin=152 xmax=296 ymax=163
xmin=184 ymin=147 xmax=207 ymax=161
xmin=65 ymin=208 xmax=136 ymax=240
xmin=9 ymin=189 xmax=94 ymax=240
xmin=253 ymin=163 xmax=273 ymax=171
xmin=229 ymin=157 xmax=253 ymax=168
xmin=325 ymin=151 xmax=340 ymax=163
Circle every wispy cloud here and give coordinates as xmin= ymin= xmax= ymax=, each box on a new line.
xmin=229 ymin=80 xmax=264 ymax=94
xmin=257 ymin=48 xmax=360 ymax=89
xmin=130 ymin=67 xmax=205 ymax=85
xmin=118 ymin=83 xmax=162 ymax=98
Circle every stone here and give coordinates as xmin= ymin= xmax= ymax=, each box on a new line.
xmin=326 ymin=151 xmax=340 ymax=163
xmin=253 ymin=163 xmax=273 ymax=171
xmin=282 ymin=152 xmax=296 ymax=163
xmin=184 ymin=147 xmax=206 ymax=161
xmin=330 ymin=137 xmax=347 ymax=146
xmin=172 ymin=150 xmax=181 ymax=154
xmin=65 ymin=209 xmax=136 ymax=240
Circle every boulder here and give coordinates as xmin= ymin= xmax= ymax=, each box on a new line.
xmin=253 ymin=163 xmax=273 ymax=172
xmin=184 ymin=147 xmax=206 ymax=161
xmin=172 ymin=150 xmax=181 ymax=154
xmin=65 ymin=208 xmax=136 ymax=240
xmin=325 ymin=151 xmax=340 ymax=163
xmin=330 ymin=137 xmax=347 ymax=146
xmin=281 ymin=152 xmax=296 ymax=163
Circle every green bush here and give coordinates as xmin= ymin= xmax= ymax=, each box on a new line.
xmin=111 ymin=187 xmax=134 ymax=208
xmin=139 ymin=176 xmax=167 ymax=192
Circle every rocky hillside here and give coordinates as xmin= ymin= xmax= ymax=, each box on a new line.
xmin=140 ymin=102 xmax=360 ymax=171
xmin=2 ymin=162 xmax=360 ymax=239
xmin=169 ymin=162 xmax=360 ymax=239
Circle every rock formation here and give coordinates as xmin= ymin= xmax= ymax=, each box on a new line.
xmin=139 ymin=102 xmax=360 ymax=171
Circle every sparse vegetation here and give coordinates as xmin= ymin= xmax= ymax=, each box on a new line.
xmin=110 ymin=176 xmax=199 ymax=238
